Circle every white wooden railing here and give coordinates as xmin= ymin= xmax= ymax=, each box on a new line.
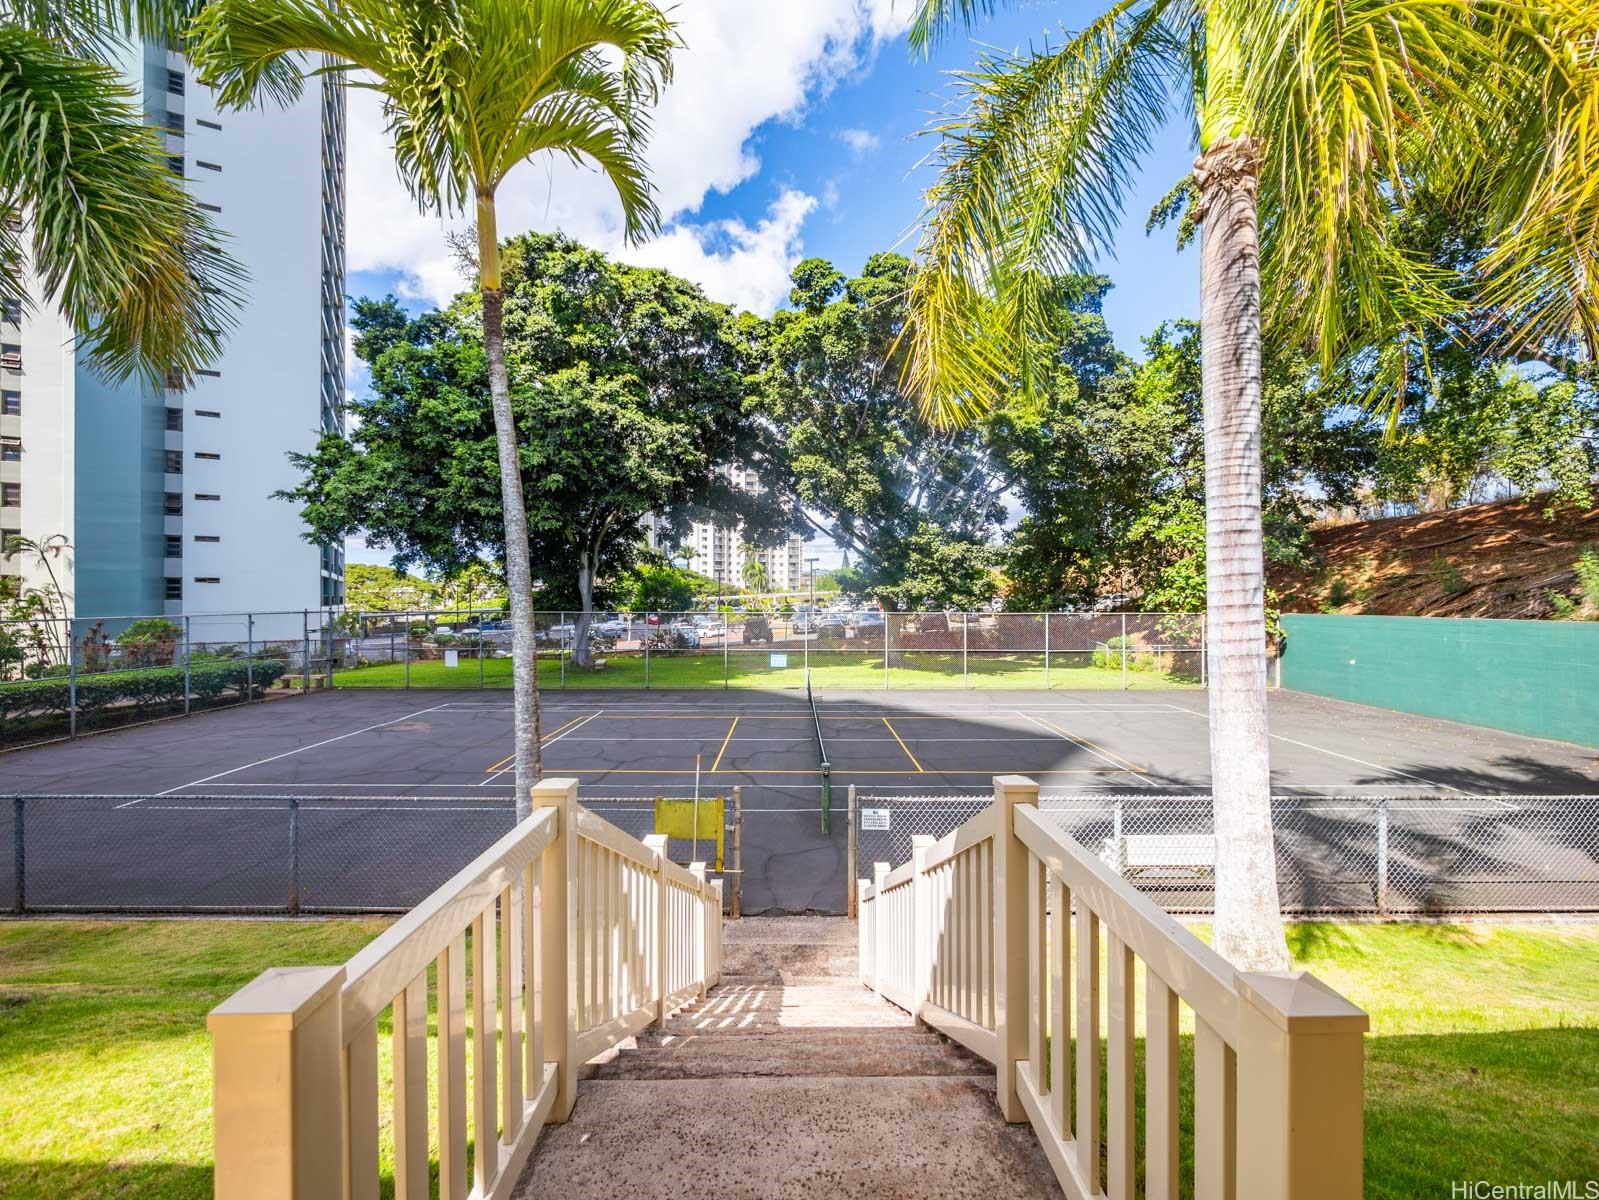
xmin=859 ymin=775 xmax=1369 ymax=1200
xmin=209 ymin=778 xmax=722 ymax=1200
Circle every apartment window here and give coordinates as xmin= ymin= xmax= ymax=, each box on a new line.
xmin=165 ymin=577 xmax=182 ymax=600
xmin=196 ymin=118 xmax=222 ymax=131
xmin=198 ymin=202 xmax=222 ymax=213
xmin=163 ymin=111 xmax=184 ymax=135
xmin=1 ymin=297 xmax=19 ymax=323
xmin=163 ymin=492 xmax=182 ymax=515
xmin=194 ymin=451 xmax=220 ymax=461
xmin=194 ymin=493 xmax=220 ymax=501
xmin=194 ymin=409 xmax=220 ymax=418
xmin=193 ymin=576 xmax=220 ymax=584
xmin=164 ymin=535 xmax=182 ymax=558
xmin=164 ymin=407 xmax=183 ymax=432
xmin=195 ymin=160 xmax=222 ymax=172
xmin=196 ymin=369 xmax=221 ymax=378
xmin=165 ymin=369 xmax=185 ymax=390
xmin=0 ymin=438 xmax=18 ymax=461
xmin=1 ymin=343 xmax=20 ymax=370
xmin=166 ymin=69 xmax=184 ymax=95
xmin=194 ymin=534 xmax=220 ymax=543
xmin=1 ymin=528 xmax=18 ymax=551
xmin=1 ymin=482 xmax=19 ymax=507
xmin=166 ymin=155 xmax=183 ymax=176
xmin=164 ymin=449 xmax=183 ymax=474
xmin=1 ymin=392 xmax=17 ymax=415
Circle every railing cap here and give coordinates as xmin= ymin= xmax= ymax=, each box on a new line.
xmin=1236 ymin=970 xmax=1370 ymax=1035
xmin=207 ymin=965 xmax=345 ymax=1031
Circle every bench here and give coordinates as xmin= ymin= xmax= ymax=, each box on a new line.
xmin=1100 ymin=834 xmax=1215 ymax=878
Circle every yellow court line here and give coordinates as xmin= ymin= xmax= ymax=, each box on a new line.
xmin=710 ymin=716 xmax=740 ymax=773
xmin=881 ymin=717 xmax=925 ymax=773
xmin=483 ymin=714 xmax=585 ymax=773
xmin=1022 ymin=712 xmax=1148 ymax=775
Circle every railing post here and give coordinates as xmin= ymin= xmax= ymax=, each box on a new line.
xmin=992 ymin=773 xmax=1039 ymax=1123
xmin=708 ymin=880 xmax=724 ymax=987
xmin=846 ymin=783 xmax=858 ymax=919
xmin=911 ymin=834 xmax=933 ymax=1020
xmin=643 ymin=833 xmax=668 ymax=1023
xmin=689 ymin=863 xmax=708 ymax=998
xmin=209 ymin=965 xmax=346 ymax=1200
xmin=872 ymin=862 xmax=889 ymax=997
xmin=1235 ymin=972 xmax=1369 ymax=1200
xmin=857 ymin=880 xmax=872 ymax=985
xmin=533 ymin=776 xmax=580 ymax=1123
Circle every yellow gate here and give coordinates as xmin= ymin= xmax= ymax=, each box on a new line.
xmin=653 ymin=795 xmax=724 ymax=871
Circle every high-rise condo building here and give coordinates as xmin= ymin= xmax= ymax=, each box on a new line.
xmin=0 ymin=41 xmax=346 ymax=619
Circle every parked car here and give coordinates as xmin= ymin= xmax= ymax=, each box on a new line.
xmin=592 ymin=617 xmax=628 ymax=639
xmin=852 ymin=610 xmax=885 ymax=631
xmin=816 ymin=615 xmax=847 ymax=641
xmin=696 ymin=619 xmax=727 ymax=639
xmin=743 ymin=614 xmax=773 ymax=644
xmin=667 ymin=623 xmax=701 ymax=648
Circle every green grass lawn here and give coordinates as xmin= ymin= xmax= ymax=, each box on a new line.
xmin=1 ymin=920 xmax=1593 ymax=1199
xmin=333 ymin=649 xmax=1198 ymax=691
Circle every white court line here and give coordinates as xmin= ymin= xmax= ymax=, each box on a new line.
xmin=1016 ymin=711 xmax=1152 ymax=786
xmin=479 ymin=710 xmax=603 ymax=785
xmin=1161 ymin=702 xmax=1462 ymax=793
xmin=132 ymin=703 xmax=457 ymax=806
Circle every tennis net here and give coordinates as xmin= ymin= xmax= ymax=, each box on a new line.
xmin=807 ymin=669 xmax=832 ymax=832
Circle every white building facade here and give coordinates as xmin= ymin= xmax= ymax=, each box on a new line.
xmin=0 ymin=42 xmax=345 ymax=621
xmin=643 ymin=465 xmax=806 ymax=594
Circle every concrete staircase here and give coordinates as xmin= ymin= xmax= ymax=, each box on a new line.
xmin=515 ymin=917 xmax=1061 ymax=1199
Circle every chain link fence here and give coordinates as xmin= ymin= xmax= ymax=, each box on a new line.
xmin=2 ymin=605 xmax=1218 ymax=750
xmin=851 ymin=792 xmax=1599 ymax=915
xmin=2 ymin=792 xmax=742 ymax=914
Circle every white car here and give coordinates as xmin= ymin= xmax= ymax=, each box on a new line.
xmin=592 ymin=618 xmax=628 ymax=639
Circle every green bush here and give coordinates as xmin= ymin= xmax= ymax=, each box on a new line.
xmin=0 ymin=658 xmax=288 ymax=724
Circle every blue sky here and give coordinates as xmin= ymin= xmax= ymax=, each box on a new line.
xmin=342 ymin=2 xmax=1200 ymax=569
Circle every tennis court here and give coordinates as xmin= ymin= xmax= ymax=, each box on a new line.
xmin=4 ymin=684 xmax=1597 ymax=913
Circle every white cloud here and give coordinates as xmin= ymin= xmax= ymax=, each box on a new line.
xmin=344 ymin=0 xmax=913 ymax=315
xmin=838 ymin=127 xmax=881 ymax=155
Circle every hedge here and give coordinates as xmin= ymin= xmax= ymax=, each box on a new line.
xmin=0 ymin=658 xmax=289 ymax=723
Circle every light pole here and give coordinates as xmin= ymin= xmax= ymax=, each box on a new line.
xmin=806 ymin=556 xmax=819 ymax=614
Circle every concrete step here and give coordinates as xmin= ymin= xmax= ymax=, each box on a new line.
xmin=515 ymin=1076 xmax=1063 ymax=1199
xmin=661 ymin=986 xmax=916 ymax=1035
xmin=593 ymin=1029 xmax=988 ymax=1081
xmin=722 ymin=916 xmax=858 ymax=981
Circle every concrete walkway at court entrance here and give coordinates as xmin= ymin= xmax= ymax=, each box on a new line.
xmin=514 ymin=917 xmax=1061 ymax=1199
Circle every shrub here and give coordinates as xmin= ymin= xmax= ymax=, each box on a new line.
xmin=0 ymin=658 xmax=288 ymax=725
xmin=117 ymin=618 xmax=182 ymax=666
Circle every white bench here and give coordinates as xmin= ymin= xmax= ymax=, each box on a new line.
xmin=1100 ymin=834 xmax=1215 ymax=878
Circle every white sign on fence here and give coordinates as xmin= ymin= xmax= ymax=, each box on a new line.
xmin=770 ymin=653 xmax=788 ymax=668
xmin=861 ymin=808 xmax=891 ymax=831
xmin=444 ymin=649 xmax=459 ymax=668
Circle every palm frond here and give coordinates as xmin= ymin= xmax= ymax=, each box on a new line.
xmin=907 ymin=0 xmax=1023 ymax=53
xmin=191 ymin=0 xmax=676 ymax=240
xmin=903 ymin=0 xmax=1182 ymax=427
xmin=0 ymin=24 xmax=242 ymax=384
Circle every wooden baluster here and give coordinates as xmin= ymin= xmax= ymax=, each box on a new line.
xmin=1074 ymin=903 xmax=1101 ymax=1192
xmin=344 ymin=1015 xmax=379 ymax=1200
xmin=501 ymin=883 xmax=523 ymax=1132
xmin=982 ymin=841 xmax=994 ymax=1028
xmin=471 ymin=906 xmax=499 ymax=1192
xmin=1049 ymin=876 xmax=1070 ymax=1139
xmin=392 ymin=974 xmax=428 ymax=1200
xmin=1195 ymin=1017 xmax=1237 ymax=1200
xmin=992 ymin=774 xmax=1040 ymax=1123
xmin=1027 ymin=850 xmax=1044 ymax=1088
xmin=438 ymin=935 xmax=468 ymax=1200
xmin=531 ymin=778 xmax=578 ymax=1125
xmin=1145 ymin=970 xmax=1180 ymax=1200
xmin=1107 ymin=933 xmax=1135 ymax=1200
xmin=523 ymin=859 xmax=541 ymax=1097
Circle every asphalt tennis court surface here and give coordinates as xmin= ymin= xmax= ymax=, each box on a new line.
xmin=5 ymin=687 xmax=1598 ymax=913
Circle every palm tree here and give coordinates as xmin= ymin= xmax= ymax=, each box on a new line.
xmin=190 ymin=0 xmax=676 ymax=821
xmin=903 ymin=0 xmax=1590 ymax=968
xmin=1 ymin=2 xmax=243 ymax=384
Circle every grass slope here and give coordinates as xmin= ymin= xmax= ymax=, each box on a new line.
xmin=1 ymin=920 xmax=1593 ymax=1198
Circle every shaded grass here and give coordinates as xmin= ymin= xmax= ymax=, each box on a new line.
xmin=2 ymin=920 xmax=1594 ymax=1198
xmin=334 ymin=650 xmax=1198 ymax=692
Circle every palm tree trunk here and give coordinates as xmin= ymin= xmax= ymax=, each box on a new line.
xmin=478 ymin=192 xmax=543 ymax=820
xmin=1194 ymin=135 xmax=1289 ymax=971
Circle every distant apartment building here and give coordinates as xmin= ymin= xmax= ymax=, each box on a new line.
xmin=0 ymin=41 xmax=346 ymax=619
xmin=640 ymin=465 xmax=806 ymax=594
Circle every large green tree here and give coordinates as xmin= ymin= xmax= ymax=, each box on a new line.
xmin=903 ymin=0 xmax=1593 ymax=974
xmin=285 ymin=237 xmax=788 ymax=668
xmin=1 ymin=1 xmax=241 ymax=383
xmin=193 ymin=0 xmax=676 ymax=824
xmin=753 ymin=252 xmax=1006 ymax=601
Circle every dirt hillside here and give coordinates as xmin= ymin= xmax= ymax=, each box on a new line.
xmin=1272 ymin=493 xmax=1599 ymax=619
